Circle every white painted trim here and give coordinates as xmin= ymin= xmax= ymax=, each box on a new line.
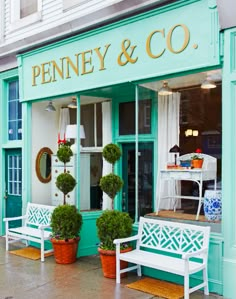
xmin=9 ymin=0 xmax=42 ymax=32
xmin=0 ymin=0 xmax=4 ymax=43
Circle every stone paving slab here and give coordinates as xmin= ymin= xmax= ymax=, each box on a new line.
xmin=0 ymin=237 xmax=226 ymax=299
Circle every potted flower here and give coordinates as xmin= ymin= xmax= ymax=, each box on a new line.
xmin=97 ymin=143 xmax=133 ymax=278
xmin=50 ymin=143 xmax=82 ymax=264
xmin=96 ymin=209 xmax=133 ymax=278
xmin=191 ymin=148 xmax=204 ymax=168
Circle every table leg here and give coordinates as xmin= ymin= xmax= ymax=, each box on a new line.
xmin=196 ymin=179 xmax=203 ymax=220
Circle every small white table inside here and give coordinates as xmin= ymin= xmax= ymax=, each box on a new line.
xmin=157 ymin=167 xmax=217 ymax=220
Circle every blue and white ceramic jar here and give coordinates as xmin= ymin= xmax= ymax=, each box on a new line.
xmin=204 ymin=190 xmax=222 ymax=221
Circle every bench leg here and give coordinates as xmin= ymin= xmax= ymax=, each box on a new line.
xmin=116 ymin=254 xmax=120 ymax=284
xmin=184 ymin=274 xmax=189 ymax=299
xmin=137 ymin=264 xmax=142 ymax=277
xmin=203 ymin=267 xmax=209 ymax=295
xmin=41 ymin=239 xmax=45 ymax=262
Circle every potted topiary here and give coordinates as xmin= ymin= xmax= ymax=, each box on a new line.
xmin=97 ymin=143 xmax=133 ymax=278
xmin=50 ymin=143 xmax=82 ymax=264
xmin=51 ymin=204 xmax=82 ymax=264
xmin=99 ymin=143 xmax=123 ymax=209
xmin=96 ymin=209 xmax=133 ymax=278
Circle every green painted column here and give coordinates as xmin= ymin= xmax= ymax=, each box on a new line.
xmin=222 ymin=28 xmax=236 ymax=299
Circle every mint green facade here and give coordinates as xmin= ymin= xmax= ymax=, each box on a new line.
xmin=1 ymin=0 xmax=235 ymax=298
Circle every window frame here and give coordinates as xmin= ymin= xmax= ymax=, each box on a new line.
xmin=9 ymin=0 xmax=42 ymax=31
xmin=8 ymin=79 xmax=22 ymax=141
xmin=81 ymin=102 xmax=103 ymax=151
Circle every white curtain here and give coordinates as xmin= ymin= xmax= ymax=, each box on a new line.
xmin=58 ymin=108 xmax=70 ymax=141
xmin=101 ymin=101 xmax=112 ymax=210
xmin=156 ymin=92 xmax=181 ymax=210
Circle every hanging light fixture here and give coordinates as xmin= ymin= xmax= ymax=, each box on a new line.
xmin=68 ymin=97 xmax=77 ymax=109
xmin=158 ymin=81 xmax=173 ymax=96
xmin=201 ymin=78 xmax=216 ymax=89
xmin=45 ymin=101 xmax=56 ymax=112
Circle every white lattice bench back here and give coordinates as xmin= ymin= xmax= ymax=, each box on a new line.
xmin=114 ymin=217 xmax=211 ymax=299
xmin=4 ymin=202 xmax=55 ymax=262
xmin=138 ymin=217 xmax=210 ymax=258
xmin=25 ymin=203 xmax=55 ymax=227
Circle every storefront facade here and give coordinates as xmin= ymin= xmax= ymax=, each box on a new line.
xmin=1 ymin=0 xmax=235 ymax=297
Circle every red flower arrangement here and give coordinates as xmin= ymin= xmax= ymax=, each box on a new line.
xmin=192 ymin=148 xmax=203 ymax=160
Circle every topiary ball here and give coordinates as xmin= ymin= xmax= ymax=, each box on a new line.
xmin=56 ymin=173 xmax=76 ymax=195
xmin=102 ymin=143 xmax=121 ymax=165
xmin=57 ymin=144 xmax=73 ymax=164
xmin=51 ymin=204 xmax=83 ymax=240
xmin=99 ymin=173 xmax=123 ymax=200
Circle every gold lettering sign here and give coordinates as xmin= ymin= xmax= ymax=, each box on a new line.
xmin=31 ymin=24 xmax=192 ymax=86
xmin=167 ymin=24 xmax=190 ymax=54
xmin=146 ymin=29 xmax=166 ymax=59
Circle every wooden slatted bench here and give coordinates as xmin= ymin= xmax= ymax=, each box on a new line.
xmin=4 ymin=203 xmax=55 ymax=262
xmin=114 ymin=217 xmax=211 ymax=299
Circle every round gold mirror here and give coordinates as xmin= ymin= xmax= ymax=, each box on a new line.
xmin=36 ymin=147 xmax=53 ymax=183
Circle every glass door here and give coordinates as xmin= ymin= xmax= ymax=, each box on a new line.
xmin=122 ymin=142 xmax=153 ymax=220
xmin=5 ymin=149 xmax=22 ymax=228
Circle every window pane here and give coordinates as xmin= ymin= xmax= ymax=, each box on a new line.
xmin=20 ymin=0 xmax=37 ymax=18
xmin=8 ymin=155 xmax=22 ymax=196
xmin=179 ymin=84 xmax=222 ymax=216
xmin=96 ymin=103 xmax=103 ymax=147
xmin=80 ymin=153 xmax=102 ymax=211
xmin=139 ymin=100 xmax=151 ymax=134
xmin=119 ymin=100 xmax=152 ymax=135
xmin=63 ymin=0 xmax=80 ymax=10
xmin=119 ymin=102 xmax=135 ymax=135
xmin=81 ymin=103 xmax=103 ymax=147
xmin=81 ymin=105 xmax=94 ymax=147
xmin=8 ymin=80 xmax=22 ymax=141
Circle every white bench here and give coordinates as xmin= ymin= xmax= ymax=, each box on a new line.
xmin=114 ymin=217 xmax=211 ymax=299
xmin=4 ymin=203 xmax=55 ymax=262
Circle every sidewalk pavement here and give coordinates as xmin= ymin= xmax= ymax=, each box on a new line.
xmin=0 ymin=237 xmax=226 ymax=299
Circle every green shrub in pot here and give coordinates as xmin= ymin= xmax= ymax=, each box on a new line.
xmin=51 ymin=204 xmax=82 ymax=240
xmin=96 ymin=209 xmax=133 ymax=251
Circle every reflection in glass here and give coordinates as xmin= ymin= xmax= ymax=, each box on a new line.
xmin=119 ymin=100 xmax=151 ymax=135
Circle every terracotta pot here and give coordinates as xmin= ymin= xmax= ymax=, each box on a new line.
xmin=51 ymin=237 xmax=80 ymax=264
xmin=191 ymin=159 xmax=204 ymax=168
xmin=98 ymin=247 xmax=132 ymax=279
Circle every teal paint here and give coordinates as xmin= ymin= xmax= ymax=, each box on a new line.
xmin=5 ymin=0 xmax=227 ymax=296
xmin=22 ymin=101 xmax=32 ymax=212
xmin=18 ymin=0 xmax=219 ymax=101
xmin=78 ymin=211 xmax=102 ymax=257
xmin=0 ymin=69 xmax=21 ymax=236
xmin=221 ymin=28 xmax=236 ymax=299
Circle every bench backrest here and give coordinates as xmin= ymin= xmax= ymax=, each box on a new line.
xmin=25 ymin=203 xmax=55 ymax=227
xmin=137 ymin=217 xmax=210 ymax=258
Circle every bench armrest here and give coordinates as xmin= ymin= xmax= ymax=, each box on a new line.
xmin=113 ymin=235 xmax=139 ymax=245
xmin=3 ymin=215 xmax=27 ymax=222
xmin=182 ymin=247 xmax=208 ymax=260
xmin=39 ymin=225 xmax=51 ymax=230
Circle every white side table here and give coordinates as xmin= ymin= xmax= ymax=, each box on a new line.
xmin=157 ymin=168 xmax=217 ymax=220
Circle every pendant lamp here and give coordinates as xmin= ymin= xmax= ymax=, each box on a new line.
xmin=45 ymin=101 xmax=56 ymax=112
xmin=158 ymin=81 xmax=173 ymax=96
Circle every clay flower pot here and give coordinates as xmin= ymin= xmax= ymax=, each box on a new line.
xmin=98 ymin=247 xmax=132 ymax=278
xmin=51 ymin=237 xmax=80 ymax=264
xmin=192 ymin=159 xmax=203 ymax=168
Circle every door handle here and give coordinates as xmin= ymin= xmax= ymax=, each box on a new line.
xmin=122 ymin=192 xmax=126 ymax=211
xmin=4 ymin=189 xmax=8 ymax=200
